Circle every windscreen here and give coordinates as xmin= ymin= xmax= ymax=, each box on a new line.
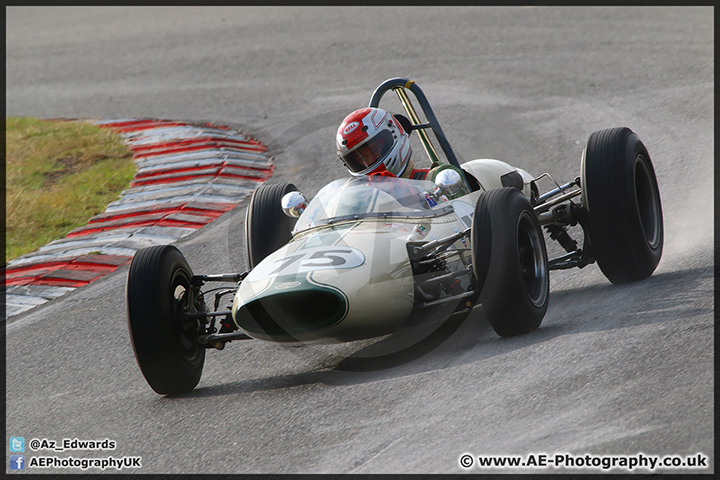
xmin=294 ymin=176 xmax=452 ymax=232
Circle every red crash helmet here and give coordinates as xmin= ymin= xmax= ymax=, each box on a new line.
xmin=336 ymin=107 xmax=412 ymax=177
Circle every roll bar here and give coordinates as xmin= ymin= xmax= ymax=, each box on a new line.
xmin=369 ymin=77 xmax=461 ymax=170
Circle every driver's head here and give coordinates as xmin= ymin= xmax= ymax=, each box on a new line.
xmin=336 ymin=107 xmax=413 ymax=178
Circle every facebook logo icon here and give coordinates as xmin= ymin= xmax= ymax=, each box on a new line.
xmin=9 ymin=437 xmax=24 ymax=452
xmin=9 ymin=455 xmax=24 ymax=470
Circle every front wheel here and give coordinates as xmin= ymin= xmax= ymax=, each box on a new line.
xmin=245 ymin=183 xmax=298 ymax=269
xmin=473 ymin=188 xmax=549 ymax=337
xmin=126 ymin=245 xmax=205 ymax=394
xmin=581 ymin=127 xmax=663 ymax=284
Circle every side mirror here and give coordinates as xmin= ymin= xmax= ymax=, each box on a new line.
xmin=281 ymin=191 xmax=308 ymax=218
xmin=434 ymin=168 xmax=465 ymax=198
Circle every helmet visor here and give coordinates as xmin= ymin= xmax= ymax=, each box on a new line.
xmin=341 ymin=130 xmax=394 ymax=173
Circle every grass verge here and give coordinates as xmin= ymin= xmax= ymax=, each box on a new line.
xmin=6 ymin=117 xmax=136 ymax=264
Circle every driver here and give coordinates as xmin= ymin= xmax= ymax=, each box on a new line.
xmin=336 ymin=107 xmax=414 ymax=178
xmin=336 ymin=107 xmax=442 ymax=209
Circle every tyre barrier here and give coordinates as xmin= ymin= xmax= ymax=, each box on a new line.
xmin=5 ymin=119 xmax=274 ymax=318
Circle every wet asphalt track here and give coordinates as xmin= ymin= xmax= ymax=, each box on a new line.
xmin=5 ymin=6 xmax=713 ymax=474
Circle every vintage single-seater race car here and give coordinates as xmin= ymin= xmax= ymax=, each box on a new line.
xmin=126 ymin=77 xmax=663 ymax=394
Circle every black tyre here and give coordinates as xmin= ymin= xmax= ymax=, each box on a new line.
xmin=473 ymin=188 xmax=549 ymax=337
xmin=581 ymin=127 xmax=663 ymax=284
xmin=126 ymin=245 xmax=205 ymax=394
xmin=245 ymin=183 xmax=298 ymax=269
xmin=470 ymin=192 xmax=492 ymax=295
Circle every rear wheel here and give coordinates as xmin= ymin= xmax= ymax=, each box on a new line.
xmin=245 ymin=183 xmax=298 ymax=269
xmin=473 ymin=188 xmax=549 ymax=337
xmin=126 ymin=245 xmax=205 ymax=395
xmin=581 ymin=127 xmax=663 ymax=284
